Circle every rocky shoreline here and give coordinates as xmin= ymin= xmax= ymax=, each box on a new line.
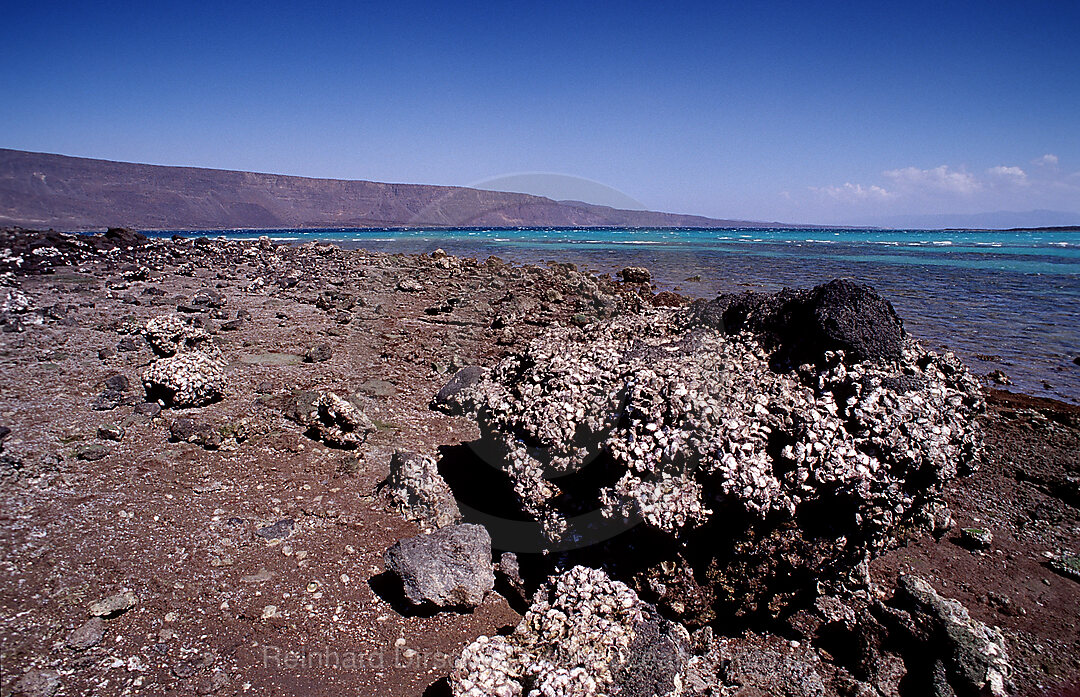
xmin=0 ymin=228 xmax=1077 ymax=696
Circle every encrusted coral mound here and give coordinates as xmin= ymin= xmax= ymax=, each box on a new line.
xmin=143 ymin=313 xmax=211 ymax=356
xmin=451 ymin=566 xmax=686 ymax=697
xmin=445 ymin=281 xmax=984 ymax=620
xmin=142 ymin=352 xmax=226 ymax=408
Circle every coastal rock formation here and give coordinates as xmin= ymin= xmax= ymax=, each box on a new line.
xmin=380 ymin=450 xmax=462 ymax=531
xmin=143 ymin=313 xmax=210 ymax=356
xmin=285 ymin=390 xmax=374 ymax=449
xmin=142 ymin=352 xmax=226 ymax=408
xmin=896 ymin=575 xmax=1011 ymax=696
xmin=384 ymin=524 xmax=494 ymax=609
xmin=451 ymin=566 xmax=689 ymax=697
xmin=443 ymin=281 xmax=984 ymax=621
xmin=684 ymin=278 xmax=905 ymax=364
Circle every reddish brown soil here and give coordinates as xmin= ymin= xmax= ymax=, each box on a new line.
xmin=0 ymin=234 xmax=1077 ymax=696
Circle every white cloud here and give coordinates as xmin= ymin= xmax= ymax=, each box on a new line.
xmin=987 ymin=165 xmax=1027 ymax=183
xmin=1033 ymin=153 xmax=1059 ymax=166
xmin=810 ymin=182 xmax=892 ymax=200
xmin=883 ymin=165 xmax=981 ymax=194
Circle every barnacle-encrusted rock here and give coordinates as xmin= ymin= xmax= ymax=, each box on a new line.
xmin=384 ymin=524 xmax=494 ymax=609
xmin=380 ymin=450 xmax=462 ymax=531
xmin=897 ymin=575 xmax=1012 ymax=696
xmin=446 ymin=281 xmax=984 ymax=621
xmin=287 ymin=390 xmax=374 ymax=449
xmin=143 ymin=313 xmax=210 ymax=356
xmin=142 ymin=352 xmax=225 ymax=408
xmin=450 ymin=566 xmax=688 ymax=697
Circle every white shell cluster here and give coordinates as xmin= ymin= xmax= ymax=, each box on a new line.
xmin=142 ymin=351 xmax=226 ymax=408
xmin=297 ymin=391 xmax=375 ymax=448
xmin=143 ymin=313 xmax=210 ymax=356
xmin=455 ymin=307 xmax=983 ymax=556
xmin=451 ymin=566 xmax=643 ymax=697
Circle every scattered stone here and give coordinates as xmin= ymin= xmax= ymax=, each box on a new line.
xmin=75 ymin=443 xmax=108 ymax=461
xmin=303 ymin=342 xmax=332 ymax=363
xmin=960 ymin=527 xmax=993 ymax=549
xmin=357 ymin=379 xmax=397 ymax=398
xmin=898 ymin=575 xmax=1011 ymax=697
xmin=988 ymin=369 xmax=1012 ymax=385
xmin=256 ymin=518 xmax=295 ymax=540
xmin=66 ymin=617 xmax=106 ymax=650
xmin=1048 ymin=553 xmax=1080 ymax=582
xmin=380 ymin=450 xmax=462 ymax=531
xmin=286 ymin=391 xmax=374 ymax=448
xmin=431 ymin=365 xmax=485 ymax=415
xmin=384 ymin=523 xmax=494 ymax=609
xmin=12 ymin=670 xmax=60 ymax=697
xmin=619 ymin=266 xmax=652 ymax=283
xmin=97 ymin=424 xmax=124 ymax=441
xmin=89 ymin=591 xmax=137 ymax=618
xmin=90 ymin=389 xmax=125 ymax=411
xmin=134 ymin=402 xmax=162 ymax=417
xmin=104 ymin=374 xmax=130 ymax=392
xmin=117 ymin=336 xmax=142 ymax=352
xmin=169 ymin=416 xmax=247 ymax=450
xmin=397 ymin=277 xmax=423 ymax=292
xmin=143 ymin=352 xmax=226 ymax=408
xmin=98 ymin=347 xmax=115 ymax=360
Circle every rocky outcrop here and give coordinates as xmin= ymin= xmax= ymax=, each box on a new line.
xmin=684 ymin=278 xmax=905 ymax=365
xmin=896 ymin=575 xmax=1011 ymax=696
xmin=285 ymin=390 xmax=374 ymax=449
xmin=384 ymin=524 xmax=494 ymax=609
xmin=380 ymin=450 xmax=462 ymax=531
xmin=142 ymin=352 xmax=225 ymax=408
xmin=144 ymin=314 xmax=210 ymax=356
xmin=451 ymin=566 xmax=687 ymax=697
xmin=441 ymin=281 xmax=983 ymax=622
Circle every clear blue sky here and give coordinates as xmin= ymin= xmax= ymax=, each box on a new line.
xmin=3 ymin=0 xmax=1078 ymax=224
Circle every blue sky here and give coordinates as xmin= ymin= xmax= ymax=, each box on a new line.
xmin=2 ymin=0 xmax=1078 ymax=224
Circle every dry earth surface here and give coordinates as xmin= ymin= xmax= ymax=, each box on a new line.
xmin=0 ymin=229 xmax=1076 ymax=696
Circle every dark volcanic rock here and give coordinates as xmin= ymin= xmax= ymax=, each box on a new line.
xmin=431 ymin=365 xmax=485 ymax=415
xmin=619 ymin=266 xmax=652 ymax=283
xmin=303 ymin=343 xmax=332 ymax=363
xmin=255 ymin=518 xmax=295 ymax=540
xmin=686 ymin=279 xmax=905 ymax=364
xmin=384 ymin=524 xmax=493 ymax=609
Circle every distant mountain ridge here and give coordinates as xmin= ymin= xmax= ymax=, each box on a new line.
xmin=0 ymin=148 xmax=788 ymax=231
xmin=856 ymin=210 xmax=1080 ymax=230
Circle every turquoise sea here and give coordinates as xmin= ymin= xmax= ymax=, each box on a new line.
xmin=152 ymin=227 xmax=1080 ymax=403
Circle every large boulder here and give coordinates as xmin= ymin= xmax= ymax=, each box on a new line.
xmin=142 ymin=352 xmax=225 ymax=408
xmin=384 ymin=524 xmax=493 ymax=609
xmin=685 ymin=278 xmax=905 ymax=364
xmin=380 ymin=450 xmax=462 ymax=531
xmin=446 ymin=281 xmax=983 ymax=622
